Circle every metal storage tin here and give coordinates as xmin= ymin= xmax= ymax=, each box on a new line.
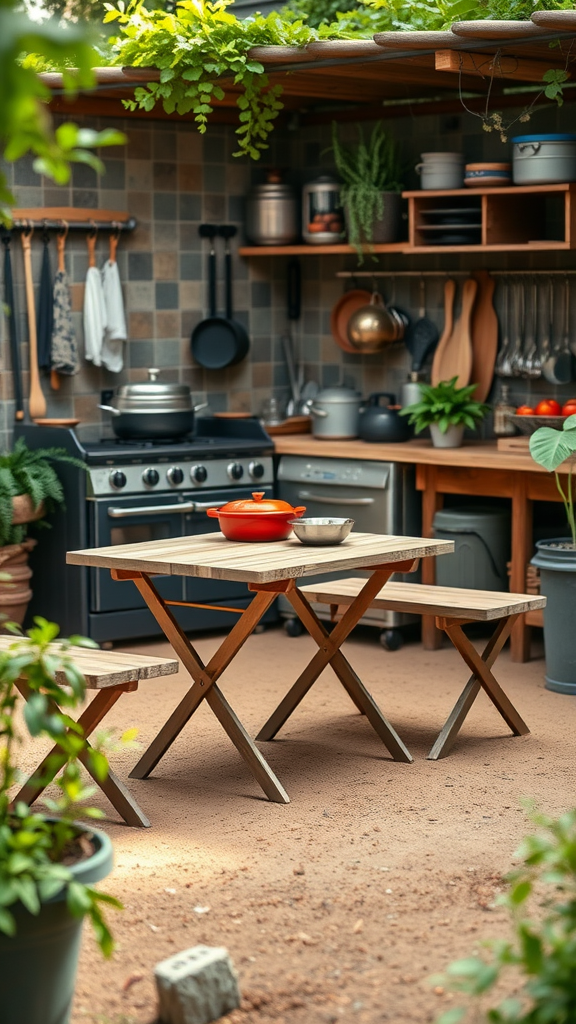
xmin=512 ymin=134 xmax=576 ymax=185
xmin=245 ymin=180 xmax=299 ymax=245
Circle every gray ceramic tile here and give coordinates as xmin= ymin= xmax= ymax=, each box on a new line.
xmin=180 ymin=253 xmax=202 ymax=280
xmin=155 ymin=282 xmax=179 ymax=309
xmin=128 ymin=253 xmax=153 ymax=280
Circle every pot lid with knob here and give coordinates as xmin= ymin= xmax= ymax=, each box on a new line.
xmin=313 ymin=386 xmax=362 ymax=405
xmin=213 ymin=492 xmax=306 ymax=516
xmin=110 ymin=369 xmax=196 ymax=414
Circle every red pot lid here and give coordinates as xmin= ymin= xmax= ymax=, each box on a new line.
xmin=216 ymin=492 xmax=304 ymax=515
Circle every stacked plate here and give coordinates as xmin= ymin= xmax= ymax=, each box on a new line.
xmin=418 ymin=205 xmax=482 ymax=245
xmin=465 ymin=162 xmax=512 ymax=188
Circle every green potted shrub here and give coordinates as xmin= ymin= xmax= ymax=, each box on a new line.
xmin=0 ymin=439 xmax=83 ymax=626
xmin=434 ymin=803 xmax=576 ymax=1024
xmin=330 ymin=121 xmax=403 ymax=259
xmin=0 ymin=617 xmax=121 ymax=1024
xmin=399 ymin=377 xmax=489 ymax=449
xmin=529 ymin=414 xmax=576 ymax=694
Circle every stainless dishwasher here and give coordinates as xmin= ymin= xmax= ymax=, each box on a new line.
xmin=276 ymin=455 xmax=421 ymax=649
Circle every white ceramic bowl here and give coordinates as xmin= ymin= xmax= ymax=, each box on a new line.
xmin=288 ymin=517 xmax=354 ymax=546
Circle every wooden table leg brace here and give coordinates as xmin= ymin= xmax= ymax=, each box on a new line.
xmin=122 ymin=572 xmax=290 ymax=804
xmin=428 ymin=613 xmax=530 ymax=761
xmin=13 ymin=679 xmax=151 ymax=828
xmin=256 ymin=565 xmax=416 ymax=764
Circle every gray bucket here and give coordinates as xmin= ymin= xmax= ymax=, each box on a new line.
xmin=433 ymin=506 xmax=510 ymax=591
xmin=531 ymin=539 xmax=576 ymax=694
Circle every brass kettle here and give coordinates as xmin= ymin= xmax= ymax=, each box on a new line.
xmin=346 ymin=290 xmax=399 ymax=353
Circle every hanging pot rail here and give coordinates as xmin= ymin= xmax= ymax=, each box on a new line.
xmin=336 ymin=269 xmax=576 ymax=278
xmin=10 ymin=208 xmax=136 ymax=233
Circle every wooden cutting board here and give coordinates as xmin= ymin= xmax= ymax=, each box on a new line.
xmin=470 ymin=270 xmax=498 ymax=402
xmin=431 ymin=278 xmax=456 ymax=385
xmin=432 ymin=277 xmax=476 ymax=388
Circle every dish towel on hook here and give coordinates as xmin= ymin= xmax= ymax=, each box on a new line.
xmin=101 ymin=258 xmax=126 ymax=372
xmin=83 ymin=266 xmax=107 ymax=366
xmin=51 ymin=269 xmax=79 ymax=375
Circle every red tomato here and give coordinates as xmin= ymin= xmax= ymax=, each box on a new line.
xmin=516 ymin=405 xmax=535 ymax=415
xmin=562 ymin=400 xmax=576 ymax=416
xmin=535 ymin=399 xmax=562 ymax=416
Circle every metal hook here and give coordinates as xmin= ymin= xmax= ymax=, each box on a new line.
xmin=88 ymin=219 xmax=98 ymax=239
xmin=58 ymin=219 xmax=69 ymax=241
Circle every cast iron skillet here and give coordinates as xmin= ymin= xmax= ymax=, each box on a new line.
xmin=191 ymin=224 xmax=250 ymax=370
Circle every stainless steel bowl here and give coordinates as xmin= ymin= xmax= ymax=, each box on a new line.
xmin=288 ymin=517 xmax=354 ymax=546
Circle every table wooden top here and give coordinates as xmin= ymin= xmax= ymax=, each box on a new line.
xmin=273 ymin=436 xmax=562 ymax=474
xmin=67 ymin=532 xmax=453 ymax=585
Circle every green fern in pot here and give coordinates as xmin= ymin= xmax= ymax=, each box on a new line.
xmin=330 ymin=121 xmax=403 ymax=260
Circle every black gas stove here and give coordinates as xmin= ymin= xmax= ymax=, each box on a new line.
xmin=16 ymin=419 xmax=277 ymax=644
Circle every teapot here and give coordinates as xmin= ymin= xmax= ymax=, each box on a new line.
xmin=358 ymin=393 xmax=411 ymax=444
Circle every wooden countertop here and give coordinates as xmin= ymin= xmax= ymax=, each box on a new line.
xmin=273 ymin=436 xmax=556 ymax=474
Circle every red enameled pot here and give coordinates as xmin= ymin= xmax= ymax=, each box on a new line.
xmin=206 ymin=492 xmax=306 ymax=542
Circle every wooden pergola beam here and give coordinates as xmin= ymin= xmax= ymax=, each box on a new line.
xmin=435 ymin=48 xmax=571 ymax=83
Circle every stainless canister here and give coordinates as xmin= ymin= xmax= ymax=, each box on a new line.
xmin=245 ymin=179 xmax=299 ymax=245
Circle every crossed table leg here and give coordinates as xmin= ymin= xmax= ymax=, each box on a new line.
xmin=117 ymin=561 xmax=417 ymax=804
xmin=13 ymin=679 xmax=151 ymax=828
xmin=427 ymin=613 xmax=530 ymax=760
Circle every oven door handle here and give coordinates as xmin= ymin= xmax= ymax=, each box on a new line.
xmin=297 ymin=490 xmax=375 ymax=506
xmin=107 ymin=500 xmax=217 ymax=518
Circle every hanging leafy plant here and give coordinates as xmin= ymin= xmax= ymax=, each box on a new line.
xmin=330 ymin=121 xmax=403 ymax=258
xmin=105 ymin=0 xmax=318 ymax=159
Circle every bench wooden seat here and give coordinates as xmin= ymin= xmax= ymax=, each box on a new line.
xmin=299 ymin=579 xmax=546 ymax=761
xmin=1 ymin=637 xmax=179 ymax=827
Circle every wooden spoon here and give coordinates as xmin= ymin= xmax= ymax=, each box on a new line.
xmin=470 ymin=270 xmax=498 ymax=401
xmin=432 ymin=277 xmax=476 ymax=388
xmin=21 ymin=227 xmax=47 ymax=420
xmin=431 ymin=279 xmax=456 ymax=385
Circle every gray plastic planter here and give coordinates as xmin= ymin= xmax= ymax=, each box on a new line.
xmin=531 ymin=539 xmax=576 ymax=694
xmin=0 ymin=826 xmax=113 ymax=1024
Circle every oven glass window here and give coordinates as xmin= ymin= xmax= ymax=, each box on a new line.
xmin=110 ymin=523 xmax=171 ymax=546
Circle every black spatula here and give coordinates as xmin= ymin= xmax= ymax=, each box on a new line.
xmin=403 ymin=277 xmax=439 ymax=372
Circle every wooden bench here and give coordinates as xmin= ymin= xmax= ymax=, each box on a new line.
xmin=298 ymin=579 xmax=546 ymax=761
xmin=1 ymin=638 xmax=179 ymax=827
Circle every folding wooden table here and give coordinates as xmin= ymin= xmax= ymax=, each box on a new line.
xmin=67 ymin=532 xmax=452 ymax=802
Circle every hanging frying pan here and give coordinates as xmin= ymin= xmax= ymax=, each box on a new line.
xmin=191 ymin=224 xmax=249 ymax=370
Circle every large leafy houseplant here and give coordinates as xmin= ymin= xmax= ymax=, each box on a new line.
xmin=400 ymin=378 xmax=489 ymax=436
xmin=0 ymin=438 xmax=84 ymax=548
xmin=530 ymin=414 xmax=576 ymax=547
xmin=0 ymin=617 xmax=122 ymax=1024
xmin=330 ymin=121 xmax=403 ymax=257
xmin=434 ymin=804 xmax=576 ymax=1024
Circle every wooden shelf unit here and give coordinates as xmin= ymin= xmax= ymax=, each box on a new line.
xmin=405 ymin=182 xmax=576 ymax=252
xmin=238 ymin=241 xmax=407 ymax=256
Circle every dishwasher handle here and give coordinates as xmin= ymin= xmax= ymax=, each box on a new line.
xmin=297 ymin=490 xmax=374 ymax=506
xmin=108 ymin=500 xmax=218 ymax=518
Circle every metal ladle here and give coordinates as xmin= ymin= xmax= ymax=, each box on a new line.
xmin=523 ymin=278 xmax=541 ymax=379
xmin=510 ymin=279 xmax=525 ymax=377
xmin=495 ymin=280 xmax=513 ymax=378
xmin=542 ymin=277 xmax=574 ymax=385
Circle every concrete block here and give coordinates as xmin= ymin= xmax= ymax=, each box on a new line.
xmin=155 ymin=945 xmax=241 ymax=1024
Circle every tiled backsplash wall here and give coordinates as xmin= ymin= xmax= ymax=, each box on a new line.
xmin=1 ymin=98 xmax=575 ymax=451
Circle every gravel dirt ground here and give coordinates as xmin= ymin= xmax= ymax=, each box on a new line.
xmin=17 ymin=622 xmax=576 ymax=1024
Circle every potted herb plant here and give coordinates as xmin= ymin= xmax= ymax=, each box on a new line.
xmin=434 ymin=803 xmax=576 ymax=1024
xmin=0 ymin=617 xmax=121 ymax=1024
xmin=399 ymin=377 xmax=489 ymax=449
xmin=330 ymin=121 xmax=403 ymax=258
xmin=529 ymin=414 xmax=576 ymax=694
xmin=0 ymin=439 xmax=83 ymax=626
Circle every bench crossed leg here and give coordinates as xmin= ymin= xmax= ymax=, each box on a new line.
xmin=428 ymin=613 xmax=530 ymax=761
xmin=256 ymin=566 xmax=415 ymax=763
xmin=13 ymin=681 xmax=151 ymax=828
xmin=127 ymin=573 xmax=290 ymax=804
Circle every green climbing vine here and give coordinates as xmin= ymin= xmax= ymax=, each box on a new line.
xmin=105 ymin=0 xmax=316 ymax=159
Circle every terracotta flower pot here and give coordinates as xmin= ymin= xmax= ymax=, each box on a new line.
xmin=0 ymin=539 xmax=37 ymax=629
xmin=11 ymin=495 xmax=45 ymax=526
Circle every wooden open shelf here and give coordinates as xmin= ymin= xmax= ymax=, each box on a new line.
xmin=405 ymin=182 xmax=576 ymax=252
xmin=238 ymin=242 xmax=407 ymax=256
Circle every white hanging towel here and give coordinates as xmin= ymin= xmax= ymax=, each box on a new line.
xmin=101 ymin=258 xmax=127 ymax=373
xmin=83 ymin=265 xmax=107 ymax=367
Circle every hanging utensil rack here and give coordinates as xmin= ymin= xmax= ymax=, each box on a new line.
xmin=336 ymin=269 xmax=576 ymax=279
xmin=9 ymin=207 xmax=137 ymax=233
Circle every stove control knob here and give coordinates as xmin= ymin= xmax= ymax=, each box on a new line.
xmin=109 ymin=470 xmax=127 ymax=490
xmin=142 ymin=468 xmax=160 ymax=487
xmin=167 ymin=466 xmax=184 ymax=486
xmin=227 ymin=462 xmax=244 ymax=481
xmin=191 ymin=464 xmax=208 ymax=484
xmin=249 ymin=460 xmax=265 ymax=481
